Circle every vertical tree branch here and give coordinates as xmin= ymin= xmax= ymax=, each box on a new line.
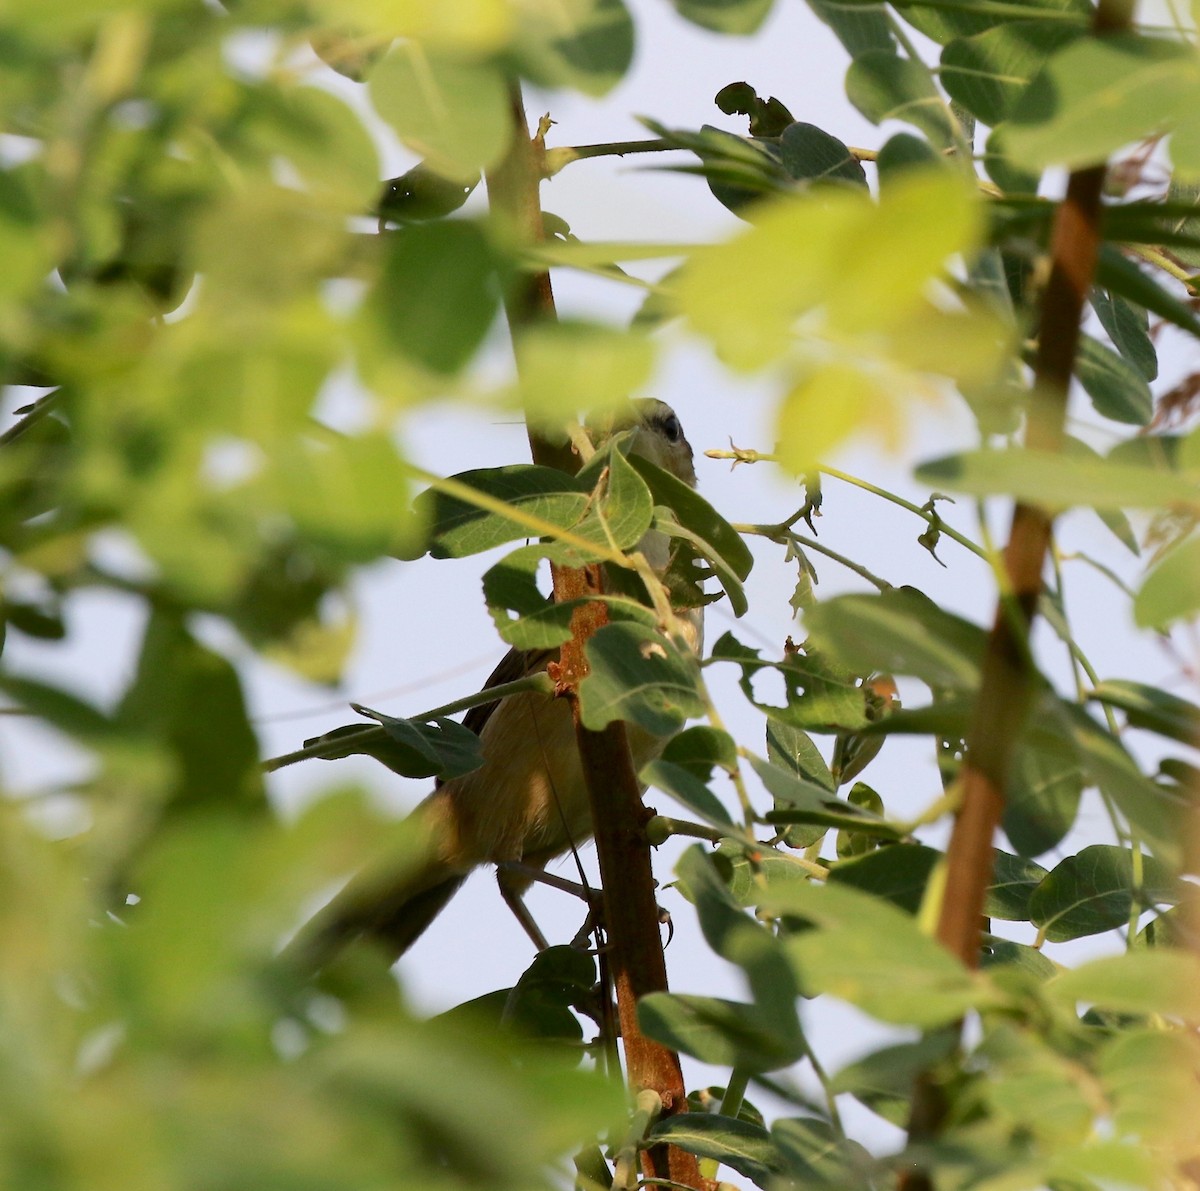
xmin=484 ymin=83 xmax=702 ymax=1190
xmin=900 ymin=3 xmax=1136 ymax=1185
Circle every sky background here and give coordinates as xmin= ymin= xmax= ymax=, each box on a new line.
xmin=3 ymin=0 xmax=1196 ymax=1167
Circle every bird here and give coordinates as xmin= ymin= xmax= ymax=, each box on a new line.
xmin=282 ymin=399 xmax=702 ymax=973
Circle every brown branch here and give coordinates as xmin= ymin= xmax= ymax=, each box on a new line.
xmin=484 ymin=83 xmax=702 ymax=1191
xmin=899 ymin=4 xmax=1136 ymax=1186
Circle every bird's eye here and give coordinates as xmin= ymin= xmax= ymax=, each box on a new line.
xmin=660 ymin=413 xmax=682 ymax=443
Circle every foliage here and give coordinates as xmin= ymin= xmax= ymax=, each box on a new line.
xmin=2 ymin=0 xmax=1200 ymax=1188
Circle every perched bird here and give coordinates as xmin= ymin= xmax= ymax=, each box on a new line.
xmin=284 ymin=399 xmax=702 ymax=972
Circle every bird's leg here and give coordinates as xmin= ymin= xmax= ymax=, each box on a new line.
xmin=496 ymin=865 xmax=550 ymax=952
xmin=497 ymin=860 xmax=599 ymax=905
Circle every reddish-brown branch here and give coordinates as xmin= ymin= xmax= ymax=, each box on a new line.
xmin=900 ymin=6 xmax=1134 ymax=1186
xmin=484 ymin=82 xmax=701 ymax=1191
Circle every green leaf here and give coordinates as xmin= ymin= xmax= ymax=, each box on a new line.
xmin=668 ymin=0 xmax=776 ymax=35
xmin=1028 ymin=844 xmax=1176 ymax=942
xmin=369 ymin=45 xmax=511 ymax=178
xmin=845 ymin=50 xmax=957 ymax=147
xmin=828 ymin=843 xmax=941 ymax=913
xmin=766 ymin=719 xmax=835 ymax=791
xmin=766 ymin=719 xmax=835 ymax=847
xmin=1059 ymin=702 xmax=1187 ymax=865
xmin=663 ymin=724 xmax=738 ymax=775
xmin=986 ymin=849 xmax=1049 ymax=921
xmin=675 ymin=846 xmax=803 ymax=1028
xmin=916 ymin=447 xmax=1198 ymax=509
xmin=578 ymin=622 xmax=704 ymax=735
xmin=1090 ymin=287 xmax=1157 ymax=383
xmin=638 ymin=992 xmax=806 ymax=1071
xmin=409 ymin=466 xmax=589 ymax=560
xmin=1075 ymin=333 xmax=1153 ymax=426
xmin=1096 ymin=243 xmax=1200 ymax=339
xmin=754 ymin=755 xmax=903 ymax=839
xmin=803 ymin=587 xmax=986 ymax=692
xmin=1134 ymin=534 xmax=1200 ymax=629
xmin=1089 ymin=680 xmax=1200 ymax=745
xmin=777 ymin=122 xmax=868 ymax=188
xmin=641 ymin=759 xmax=735 ymax=828
xmin=648 ymin=1114 xmax=782 ymax=1187
xmin=514 ymin=0 xmax=634 ymax=96
xmin=303 ymin=707 xmax=485 ymax=780
xmin=830 ymin=1032 xmax=959 ymax=1126
xmin=940 ymin=19 xmax=1081 ymax=126
xmin=576 ymin=439 xmax=655 ymax=550
xmin=981 ymin=936 xmax=1058 ymax=979
xmin=371 ymin=221 xmax=499 ymax=374
xmin=629 ymin=453 xmax=753 ymax=581
xmin=1004 ymin=33 xmax=1200 ymax=171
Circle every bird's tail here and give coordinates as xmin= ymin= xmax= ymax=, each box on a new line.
xmin=281 ymin=840 xmax=468 ymax=975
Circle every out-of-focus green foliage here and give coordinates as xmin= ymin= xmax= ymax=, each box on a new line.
xmin=3 ymin=0 xmax=1200 ymax=1186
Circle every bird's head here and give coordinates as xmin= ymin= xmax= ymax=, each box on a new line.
xmin=591 ymin=398 xmax=696 ymax=488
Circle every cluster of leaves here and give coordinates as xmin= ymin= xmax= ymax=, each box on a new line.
xmin=3 ymin=0 xmax=1200 ymax=1186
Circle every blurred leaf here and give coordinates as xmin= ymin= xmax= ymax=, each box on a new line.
xmin=985 ymin=850 xmax=1048 ymax=921
xmin=378 ymin=163 xmax=478 ymax=223
xmin=1089 ymin=680 xmax=1200 ymax=745
xmin=803 ymin=587 xmax=986 ymax=693
xmin=806 ymin=0 xmax=895 ymax=56
xmin=579 ymin=622 xmax=704 ymax=735
xmin=1051 ymin=950 xmax=1200 ymax=1018
xmin=514 ymin=0 xmax=634 ymax=95
xmin=845 ymin=50 xmax=957 ymax=147
xmin=1096 ymin=244 xmax=1200 ymax=338
xmin=1090 ymin=287 xmax=1157 ymax=382
xmin=1075 ymin=334 xmax=1152 ymax=425
xmin=518 ymin=321 xmax=655 ymax=429
xmin=772 ymin=1117 xmax=879 ymax=1187
xmin=1134 ymin=533 xmax=1200 ymax=629
xmin=830 ymin=1031 xmax=959 ymax=1126
xmin=1101 ymin=1028 xmax=1200 ymax=1151
xmin=370 ymin=221 xmax=498 ymax=374
xmin=763 ymin=878 xmax=1000 ymax=1025
xmin=369 ymin=45 xmax=511 ymax=178
xmin=117 ymin=610 xmax=265 ymax=817
xmin=639 ymin=992 xmax=806 ymax=1071
xmin=668 ymin=0 xmax=775 ymax=34
xmin=1004 ymin=726 xmax=1084 ymax=857
xmin=828 ymin=843 xmax=940 ymax=912
xmin=777 ymin=122 xmax=868 ymax=188
xmin=940 ymin=20 xmax=1082 ymax=126
xmin=1028 ymin=844 xmax=1176 ymax=942
xmin=1005 ymin=33 xmax=1200 ymax=171
xmin=916 ymin=447 xmax=1198 ymax=509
